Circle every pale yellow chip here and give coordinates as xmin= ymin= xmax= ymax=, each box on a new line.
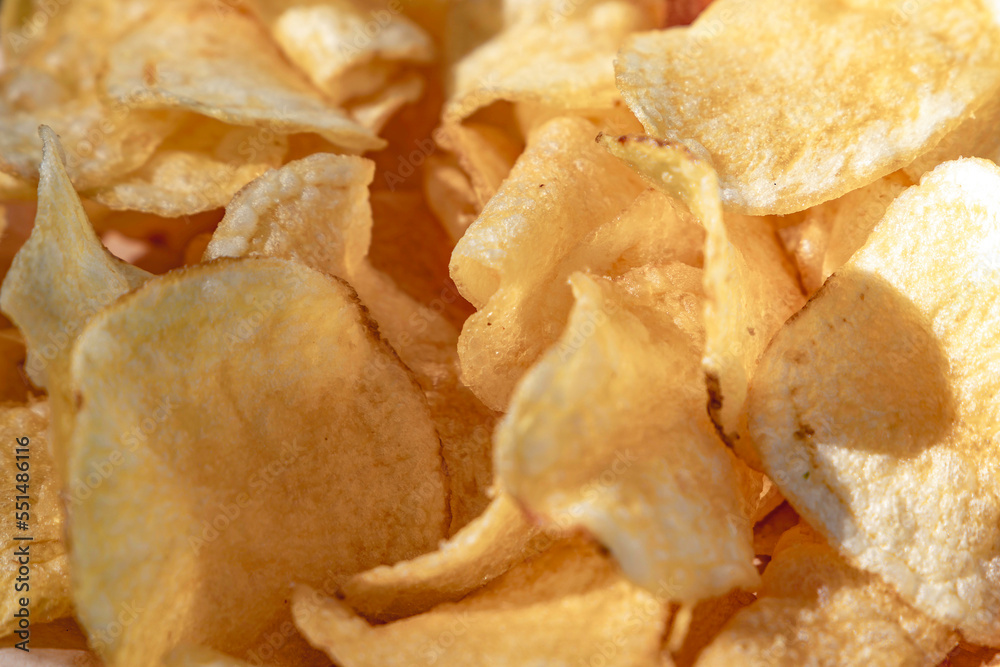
xmin=294 ymin=538 xmax=669 ymax=666
xmin=102 ymin=0 xmax=383 ymax=153
xmin=450 ymin=116 xmax=648 ymax=410
xmin=67 ymin=258 xmax=449 ymax=666
xmin=445 ymin=0 xmax=663 ymax=122
xmin=422 ymin=154 xmax=479 ymax=243
xmin=249 ymin=0 xmax=434 ymax=104
xmin=598 ymin=134 xmax=804 ymax=468
xmin=747 ymin=158 xmax=1000 ymax=644
xmin=0 ymin=403 xmax=72 ymax=636
xmin=696 ymin=525 xmax=956 ymax=666
xmin=905 ymin=91 xmax=1000 ymax=182
xmin=0 ymin=127 xmax=150 ymax=392
xmin=497 ymin=268 xmax=760 ymax=603
xmin=341 ymin=490 xmax=536 ymax=621
xmin=90 ymin=116 xmax=288 ymax=217
xmin=615 ymin=0 xmax=1000 ymax=214
xmin=204 ymin=154 xmax=495 ymax=530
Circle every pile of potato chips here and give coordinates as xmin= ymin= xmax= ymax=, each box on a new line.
xmin=1 ymin=0 xmax=1000 ymax=665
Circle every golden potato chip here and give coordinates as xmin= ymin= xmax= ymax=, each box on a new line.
xmin=445 ymin=0 xmax=663 ymax=122
xmin=90 ymin=116 xmax=288 ymax=217
xmin=615 ymin=0 xmax=1000 ymax=214
xmin=294 ymin=538 xmax=669 ymax=666
xmin=497 ymin=268 xmax=760 ymax=603
xmin=905 ymin=91 xmax=1000 ymax=182
xmin=340 ymin=490 xmax=536 ymax=621
xmin=696 ymin=525 xmax=956 ymax=666
xmin=752 ymin=502 xmax=799 ymax=561
xmin=0 ymin=127 xmax=150 ymax=392
xmin=248 ymin=0 xmax=434 ymax=104
xmin=204 ymin=155 xmax=494 ymax=530
xmin=434 ymin=121 xmax=522 ymax=209
xmin=102 ymin=0 xmax=383 ymax=153
xmin=0 ymin=403 xmax=72 ymax=637
xmin=598 ymin=134 xmax=804 ymax=467
xmin=450 ymin=116 xmax=647 ymax=410
xmin=67 ymin=258 xmax=448 ymax=666
xmin=747 ymin=158 xmax=1000 ymax=644
xmin=346 ymin=73 xmax=424 ymax=133
xmin=422 ymin=154 xmax=478 ymax=243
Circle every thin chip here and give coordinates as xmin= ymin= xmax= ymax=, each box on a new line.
xmin=450 ymin=116 xmax=647 ymax=410
xmin=747 ymin=158 xmax=1000 ymax=644
xmin=598 ymin=134 xmax=804 ymax=468
xmin=341 ymin=490 xmax=537 ymax=621
xmin=205 ymin=154 xmax=495 ymax=531
xmin=697 ymin=525 xmax=956 ymax=666
xmin=445 ymin=0 xmax=663 ymax=122
xmin=615 ymin=0 xmax=1000 ymax=214
xmin=294 ymin=538 xmax=668 ymax=666
xmin=102 ymin=0 xmax=383 ymax=153
xmin=91 ymin=116 xmax=288 ymax=217
xmin=497 ymin=269 xmax=760 ymax=603
xmin=67 ymin=258 xmax=449 ymax=665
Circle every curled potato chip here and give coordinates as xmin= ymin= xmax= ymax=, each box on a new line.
xmin=423 ymin=154 xmax=480 ymax=243
xmin=103 ymin=0 xmax=382 ymax=153
xmin=90 ymin=116 xmax=288 ymax=217
xmin=294 ymin=538 xmax=669 ymax=666
xmin=445 ymin=0 xmax=663 ymax=122
xmin=0 ymin=127 xmax=150 ymax=392
xmin=204 ymin=154 xmax=494 ymax=530
xmin=696 ymin=525 xmax=956 ymax=666
xmin=598 ymin=134 xmax=804 ymax=468
xmin=341 ymin=490 xmax=536 ymax=621
xmin=67 ymin=258 xmax=449 ymax=666
xmin=346 ymin=73 xmax=424 ymax=133
xmin=615 ymin=0 xmax=1000 ymax=214
xmin=497 ymin=268 xmax=760 ymax=603
xmin=434 ymin=122 xmax=522 ymax=210
xmin=0 ymin=403 xmax=72 ymax=636
xmin=450 ymin=116 xmax=647 ymax=410
xmin=747 ymin=158 xmax=1000 ymax=644
xmin=249 ymin=0 xmax=434 ymax=104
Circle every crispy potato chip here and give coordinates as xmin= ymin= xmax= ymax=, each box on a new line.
xmin=450 ymin=117 xmax=648 ymax=410
xmin=90 ymin=116 xmax=288 ymax=217
xmin=294 ymin=538 xmax=669 ymax=666
xmin=0 ymin=127 xmax=150 ymax=392
xmin=0 ymin=403 xmax=72 ymax=635
xmin=752 ymin=502 xmax=799 ymax=561
xmin=204 ymin=154 xmax=494 ymax=530
xmin=696 ymin=525 xmax=956 ymax=666
xmin=346 ymin=73 xmax=424 ymax=133
xmin=67 ymin=258 xmax=449 ymax=666
xmin=615 ymin=0 xmax=1000 ymax=214
xmin=249 ymin=0 xmax=434 ymax=104
xmin=422 ymin=154 xmax=478 ymax=243
xmin=102 ymin=0 xmax=383 ymax=153
xmin=341 ymin=490 xmax=536 ymax=621
xmin=598 ymin=134 xmax=804 ymax=467
xmin=434 ymin=121 xmax=522 ymax=209
xmin=445 ymin=0 xmax=663 ymax=122
xmin=747 ymin=158 xmax=1000 ymax=644
xmin=905 ymin=91 xmax=1000 ymax=183
xmin=497 ymin=268 xmax=760 ymax=602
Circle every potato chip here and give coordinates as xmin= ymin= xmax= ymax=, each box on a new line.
xmin=434 ymin=121 xmax=522 ymax=209
xmin=747 ymin=158 xmax=1000 ymax=644
xmin=294 ymin=538 xmax=669 ymax=666
xmin=905 ymin=91 xmax=1000 ymax=183
xmin=0 ymin=403 xmax=73 ymax=636
xmin=670 ymin=588 xmax=756 ymax=667
xmin=752 ymin=502 xmax=799 ymax=561
xmin=102 ymin=0 xmax=383 ymax=153
xmin=0 ymin=127 xmax=150 ymax=392
xmin=422 ymin=154 xmax=479 ymax=243
xmin=67 ymin=258 xmax=449 ymax=666
xmin=444 ymin=0 xmax=663 ymax=122
xmin=340 ymin=490 xmax=536 ymax=621
xmin=346 ymin=73 xmax=424 ymax=133
xmin=696 ymin=525 xmax=956 ymax=666
xmin=204 ymin=154 xmax=494 ymax=530
xmin=90 ymin=116 xmax=288 ymax=217
xmin=615 ymin=0 xmax=1000 ymax=214
xmin=497 ymin=268 xmax=760 ymax=603
xmin=598 ymin=134 xmax=804 ymax=468
xmin=450 ymin=117 xmax=648 ymax=410
xmin=249 ymin=0 xmax=434 ymax=104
